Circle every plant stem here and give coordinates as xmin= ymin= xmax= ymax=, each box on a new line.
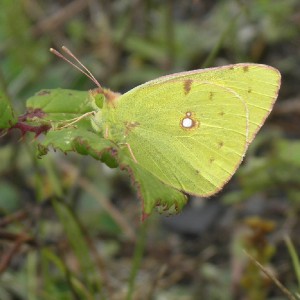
xmin=285 ymin=236 xmax=300 ymax=291
xmin=126 ymin=219 xmax=148 ymax=300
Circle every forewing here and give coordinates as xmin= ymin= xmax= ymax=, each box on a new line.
xmin=110 ymin=64 xmax=280 ymax=196
xmin=113 ymin=80 xmax=248 ymax=196
xmin=141 ymin=64 xmax=281 ymax=144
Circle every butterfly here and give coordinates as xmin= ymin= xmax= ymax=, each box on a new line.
xmin=50 ymin=47 xmax=281 ymax=213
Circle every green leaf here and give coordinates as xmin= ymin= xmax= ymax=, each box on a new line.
xmin=26 ymin=88 xmax=92 ymax=115
xmin=72 ymin=134 xmax=118 ymax=168
xmin=0 ymin=89 xmax=17 ymax=129
xmin=26 ymin=88 xmax=94 ymax=123
xmin=40 ymin=128 xmax=118 ymax=168
xmin=26 ymin=88 xmax=119 ymax=167
xmin=119 ymin=151 xmax=187 ymax=216
xmin=25 ymin=88 xmax=117 ymax=168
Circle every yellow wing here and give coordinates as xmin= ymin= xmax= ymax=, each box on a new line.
xmin=104 ymin=64 xmax=281 ymax=196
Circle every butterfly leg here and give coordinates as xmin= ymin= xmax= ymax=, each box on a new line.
xmin=58 ymin=111 xmax=95 ymax=129
xmin=125 ymin=143 xmax=138 ymax=163
xmin=104 ymin=126 xmax=109 ymax=138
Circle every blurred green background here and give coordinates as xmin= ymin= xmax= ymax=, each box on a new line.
xmin=1 ymin=0 xmax=300 ymax=299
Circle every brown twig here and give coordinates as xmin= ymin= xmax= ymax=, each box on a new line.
xmin=0 ymin=210 xmax=28 ymax=227
xmin=244 ymin=250 xmax=298 ymax=300
xmin=146 ymin=264 xmax=168 ymax=300
xmin=0 ymin=230 xmax=36 ymax=246
xmin=0 ymin=233 xmax=32 ymax=274
xmin=78 ymin=177 xmax=136 ymax=242
xmin=59 ymin=160 xmax=136 ymax=241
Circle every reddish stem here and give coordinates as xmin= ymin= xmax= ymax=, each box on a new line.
xmin=11 ymin=122 xmax=50 ymax=137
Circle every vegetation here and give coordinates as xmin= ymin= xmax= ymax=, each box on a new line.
xmin=1 ymin=0 xmax=300 ymax=299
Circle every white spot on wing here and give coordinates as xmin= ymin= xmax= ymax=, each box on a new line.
xmin=182 ymin=117 xmax=193 ymax=128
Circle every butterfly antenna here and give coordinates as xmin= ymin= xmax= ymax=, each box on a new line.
xmin=61 ymin=46 xmax=101 ymax=87
xmin=50 ymin=47 xmax=103 ymax=92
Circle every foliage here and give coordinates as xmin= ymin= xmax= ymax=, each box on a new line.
xmin=1 ymin=0 xmax=300 ymax=299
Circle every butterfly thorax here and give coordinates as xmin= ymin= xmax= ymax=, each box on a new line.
xmin=101 ymin=99 xmax=128 ymax=144
xmin=89 ymin=88 xmax=130 ymax=146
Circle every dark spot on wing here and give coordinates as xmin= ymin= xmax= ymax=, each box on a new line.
xmin=209 ymin=157 xmax=215 ymax=164
xmin=218 ymin=141 xmax=224 ymax=148
xmin=248 ymin=88 xmax=252 ymax=93
xmin=183 ymin=79 xmax=193 ymax=95
xmin=219 ymin=111 xmax=225 ymax=116
xmin=243 ymin=66 xmax=249 ymax=72
xmin=209 ymin=91 xmax=214 ymax=100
